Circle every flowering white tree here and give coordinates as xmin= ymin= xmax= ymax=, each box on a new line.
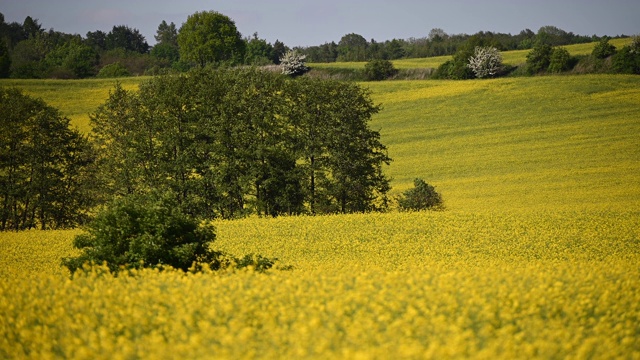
xmin=467 ymin=46 xmax=503 ymax=78
xmin=280 ymin=50 xmax=309 ymax=76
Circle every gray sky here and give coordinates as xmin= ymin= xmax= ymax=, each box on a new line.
xmin=1 ymin=0 xmax=639 ymax=47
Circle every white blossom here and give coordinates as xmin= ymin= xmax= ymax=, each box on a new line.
xmin=467 ymin=46 xmax=503 ymax=78
xmin=280 ymin=50 xmax=309 ymax=76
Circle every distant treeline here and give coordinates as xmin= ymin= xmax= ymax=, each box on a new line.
xmin=0 ymin=11 xmax=629 ymax=79
xmin=0 ymin=12 xmax=289 ymax=79
xmin=298 ymin=26 xmax=620 ymax=63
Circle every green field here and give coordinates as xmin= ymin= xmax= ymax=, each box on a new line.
xmin=3 ymin=73 xmax=639 ymax=212
xmin=366 ymin=75 xmax=640 ymax=211
xmin=1 ymin=62 xmax=640 ymax=358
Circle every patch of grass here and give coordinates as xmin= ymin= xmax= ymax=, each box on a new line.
xmin=365 ymin=75 xmax=640 ymax=211
xmin=0 ymin=77 xmax=144 ymax=133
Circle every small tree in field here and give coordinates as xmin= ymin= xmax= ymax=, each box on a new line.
xmin=467 ymin=46 xmax=503 ymax=78
xmin=62 ymin=193 xmax=222 ymax=274
xmin=398 ymin=179 xmax=443 ymax=211
xmin=364 ymin=59 xmax=398 ymax=81
xmin=280 ymin=50 xmax=308 ymax=76
xmin=548 ymin=47 xmax=572 ymax=73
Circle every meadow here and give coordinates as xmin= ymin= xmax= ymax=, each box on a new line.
xmin=1 ymin=48 xmax=640 ymax=358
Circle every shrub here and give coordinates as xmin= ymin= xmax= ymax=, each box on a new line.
xmin=548 ymin=47 xmax=573 ymax=73
xmin=62 ymin=192 xmax=223 ymax=274
xmin=97 ymin=62 xmax=130 ymax=78
xmin=280 ymin=50 xmax=309 ymax=77
xmin=592 ymin=37 xmax=616 ymax=59
xmin=467 ymin=46 xmax=503 ymax=78
xmin=612 ymin=35 xmax=640 ymax=74
xmin=397 ymin=179 xmax=444 ymax=211
xmin=526 ymin=42 xmax=553 ymax=74
xmin=364 ymin=59 xmax=398 ymax=81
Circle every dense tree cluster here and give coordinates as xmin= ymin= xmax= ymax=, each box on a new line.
xmin=0 ymin=11 xmax=290 ymax=79
xmin=3 ymin=9 xmax=632 ymax=80
xmin=301 ymin=26 xmax=599 ymax=63
xmin=0 ymin=88 xmax=97 ymax=230
xmin=0 ymin=67 xmax=392 ymax=230
xmin=91 ymin=67 xmax=391 ymax=219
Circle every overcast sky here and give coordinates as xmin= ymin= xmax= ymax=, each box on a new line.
xmin=2 ymin=0 xmax=639 ymax=47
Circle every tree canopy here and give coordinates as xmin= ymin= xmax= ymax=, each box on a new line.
xmin=0 ymin=88 xmax=97 ymax=230
xmin=91 ymin=67 xmax=391 ymax=218
xmin=177 ymin=11 xmax=245 ymax=66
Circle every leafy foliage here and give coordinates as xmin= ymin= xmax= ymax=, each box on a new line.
xmin=96 ymin=62 xmax=130 ymax=78
xmin=591 ymin=37 xmax=616 ymax=59
xmin=397 ymin=178 xmax=443 ymax=211
xmin=466 ymin=46 xmax=503 ymax=78
xmin=177 ymin=11 xmax=245 ymax=67
xmin=548 ymin=47 xmax=573 ymax=73
xmin=91 ymin=67 xmax=390 ymax=218
xmin=62 ymin=192 xmax=222 ymax=274
xmin=526 ymin=42 xmax=553 ymax=74
xmin=611 ymin=35 xmax=640 ymax=74
xmin=364 ymin=59 xmax=398 ymax=81
xmin=0 ymin=88 xmax=97 ymax=230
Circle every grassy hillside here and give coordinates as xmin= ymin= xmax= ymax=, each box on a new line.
xmin=366 ymin=75 xmax=640 ymax=212
xmin=0 ymin=77 xmax=142 ymax=133
xmin=2 ymin=74 xmax=638 ymax=212
xmin=310 ymin=37 xmax=634 ymax=70
xmin=2 ymin=67 xmax=639 ymax=358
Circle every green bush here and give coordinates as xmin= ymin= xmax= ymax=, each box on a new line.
xmin=526 ymin=42 xmax=553 ymax=74
xmin=397 ymin=179 xmax=444 ymax=211
xmin=97 ymin=62 xmax=131 ymax=78
xmin=612 ymin=37 xmax=640 ymax=74
xmin=548 ymin=47 xmax=573 ymax=73
xmin=364 ymin=59 xmax=398 ymax=81
xmin=592 ymin=37 xmax=616 ymax=59
xmin=62 ymin=193 xmax=222 ymax=274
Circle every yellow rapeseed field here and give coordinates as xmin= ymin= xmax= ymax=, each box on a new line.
xmin=1 ymin=210 xmax=639 ymax=359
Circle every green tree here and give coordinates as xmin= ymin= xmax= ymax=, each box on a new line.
xmin=364 ymin=59 xmax=398 ymax=81
xmin=548 ymin=47 xmax=572 ymax=73
xmin=9 ymin=32 xmax=51 ymax=78
xmin=244 ymin=32 xmax=274 ymax=65
xmin=22 ymin=16 xmax=43 ymax=38
xmin=97 ymin=62 xmax=130 ymax=78
xmin=0 ymin=88 xmax=97 ymax=230
xmin=526 ymin=41 xmax=553 ymax=74
xmin=337 ymin=33 xmax=368 ymax=62
xmin=85 ymin=30 xmax=107 ymax=51
xmin=106 ymin=25 xmax=149 ymax=53
xmin=592 ymin=37 xmax=616 ymax=59
xmin=44 ymin=38 xmax=98 ymax=78
xmin=154 ymin=20 xmax=178 ymax=46
xmin=434 ymin=35 xmax=496 ymax=79
xmin=398 ymin=179 xmax=443 ymax=211
xmin=286 ymin=78 xmax=391 ymax=213
xmin=271 ymin=40 xmax=288 ymax=64
xmin=177 ymin=11 xmax=245 ymax=67
xmin=62 ymin=192 xmax=222 ymax=274
xmin=92 ymin=67 xmax=391 ymax=218
xmin=0 ymin=39 xmax=10 ymax=77
xmin=612 ymin=36 xmax=640 ymax=74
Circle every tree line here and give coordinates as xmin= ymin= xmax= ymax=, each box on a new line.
xmin=1 ymin=9 xmax=627 ymax=79
xmin=300 ymin=26 xmax=611 ymax=63
xmin=0 ymin=11 xmax=289 ymax=79
xmin=0 ymin=67 xmax=392 ymax=230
